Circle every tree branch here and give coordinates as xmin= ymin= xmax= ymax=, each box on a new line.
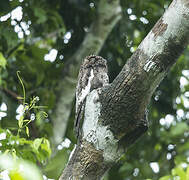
xmin=52 ymin=0 xmax=122 ymax=146
xmin=2 ymin=88 xmax=22 ymax=103
xmin=59 ymin=0 xmax=189 ymax=179
xmin=100 ymin=0 xmax=189 ymax=143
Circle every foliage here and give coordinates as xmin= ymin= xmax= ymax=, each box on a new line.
xmin=159 ymin=165 xmax=189 ymax=180
xmin=0 ymin=154 xmax=43 ymax=180
xmin=0 ymin=71 xmax=51 ymax=179
xmin=0 ymin=127 xmax=51 ymax=163
xmin=0 ymin=0 xmax=189 ymax=179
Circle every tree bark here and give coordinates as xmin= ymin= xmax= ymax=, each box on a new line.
xmin=59 ymin=0 xmax=189 ymax=179
xmin=52 ymin=0 xmax=122 ymax=147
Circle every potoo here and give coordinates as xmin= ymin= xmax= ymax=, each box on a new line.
xmin=74 ymin=55 xmax=109 ymax=139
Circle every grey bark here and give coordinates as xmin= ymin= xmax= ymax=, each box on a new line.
xmin=59 ymin=0 xmax=189 ymax=179
xmin=52 ymin=0 xmax=122 ymax=147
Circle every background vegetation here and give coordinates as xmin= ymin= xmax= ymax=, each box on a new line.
xmin=0 ymin=0 xmax=188 ymax=179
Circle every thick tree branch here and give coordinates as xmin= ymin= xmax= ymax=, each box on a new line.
xmin=2 ymin=88 xmax=21 ymax=103
xmin=52 ymin=0 xmax=122 ymax=146
xmin=100 ymin=0 xmax=189 ymax=142
xmin=60 ymin=0 xmax=189 ymax=179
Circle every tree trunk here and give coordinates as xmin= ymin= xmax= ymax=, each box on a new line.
xmin=59 ymin=0 xmax=189 ymax=179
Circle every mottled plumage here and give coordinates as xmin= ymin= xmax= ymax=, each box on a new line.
xmin=74 ymin=55 xmax=109 ymax=139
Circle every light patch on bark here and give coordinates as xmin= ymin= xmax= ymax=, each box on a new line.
xmin=143 ymin=59 xmax=162 ymax=76
xmin=77 ymin=69 xmax=94 ymax=105
xmin=139 ymin=0 xmax=189 ymax=58
xmin=115 ymin=6 xmax=122 ymax=14
xmin=139 ymin=0 xmax=189 ymax=74
xmin=68 ymin=144 xmax=76 ymax=161
xmin=82 ymin=90 xmax=123 ymax=163
xmin=143 ymin=60 xmax=157 ymax=72
xmin=162 ymin=0 xmax=189 ymax=43
xmin=139 ymin=31 xmax=164 ymax=58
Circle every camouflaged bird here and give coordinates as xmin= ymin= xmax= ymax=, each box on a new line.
xmin=74 ymin=55 xmax=109 ymax=139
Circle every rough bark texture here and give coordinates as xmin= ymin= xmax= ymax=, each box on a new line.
xmin=59 ymin=140 xmax=111 ymax=180
xmin=52 ymin=0 xmax=122 ymax=146
xmin=60 ymin=0 xmax=189 ymax=179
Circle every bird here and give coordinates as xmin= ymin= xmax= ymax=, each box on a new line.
xmin=74 ymin=55 xmax=109 ymax=140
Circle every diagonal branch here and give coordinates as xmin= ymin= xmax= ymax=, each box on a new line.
xmin=100 ymin=0 xmax=189 ymax=144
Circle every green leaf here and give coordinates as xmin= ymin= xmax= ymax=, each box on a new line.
xmin=177 ymin=142 xmax=189 ymax=153
xmin=159 ymin=175 xmax=171 ymax=180
xmin=0 ymin=52 xmax=7 ymax=68
xmin=4 ymin=149 xmax=10 ymax=154
xmin=34 ymin=8 xmax=47 ymax=24
xmin=19 ymin=138 xmax=32 ymax=145
xmin=32 ymin=138 xmax=43 ymax=152
xmin=36 ymin=111 xmax=48 ymax=126
xmin=172 ymin=166 xmax=186 ymax=179
xmin=26 ymin=127 xmax=29 ymax=137
xmin=9 ymin=169 xmax=25 ymax=180
xmin=0 ymin=26 xmax=18 ymax=52
xmin=170 ymin=122 xmax=189 ymax=137
xmin=41 ymin=138 xmax=51 ymax=157
xmin=17 ymin=96 xmax=24 ymax=100
xmin=11 ymin=149 xmax=17 ymax=159
xmin=18 ymin=115 xmax=24 ymax=128
xmin=155 ymin=143 xmax=162 ymax=151
xmin=186 ymin=166 xmax=189 ymax=180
